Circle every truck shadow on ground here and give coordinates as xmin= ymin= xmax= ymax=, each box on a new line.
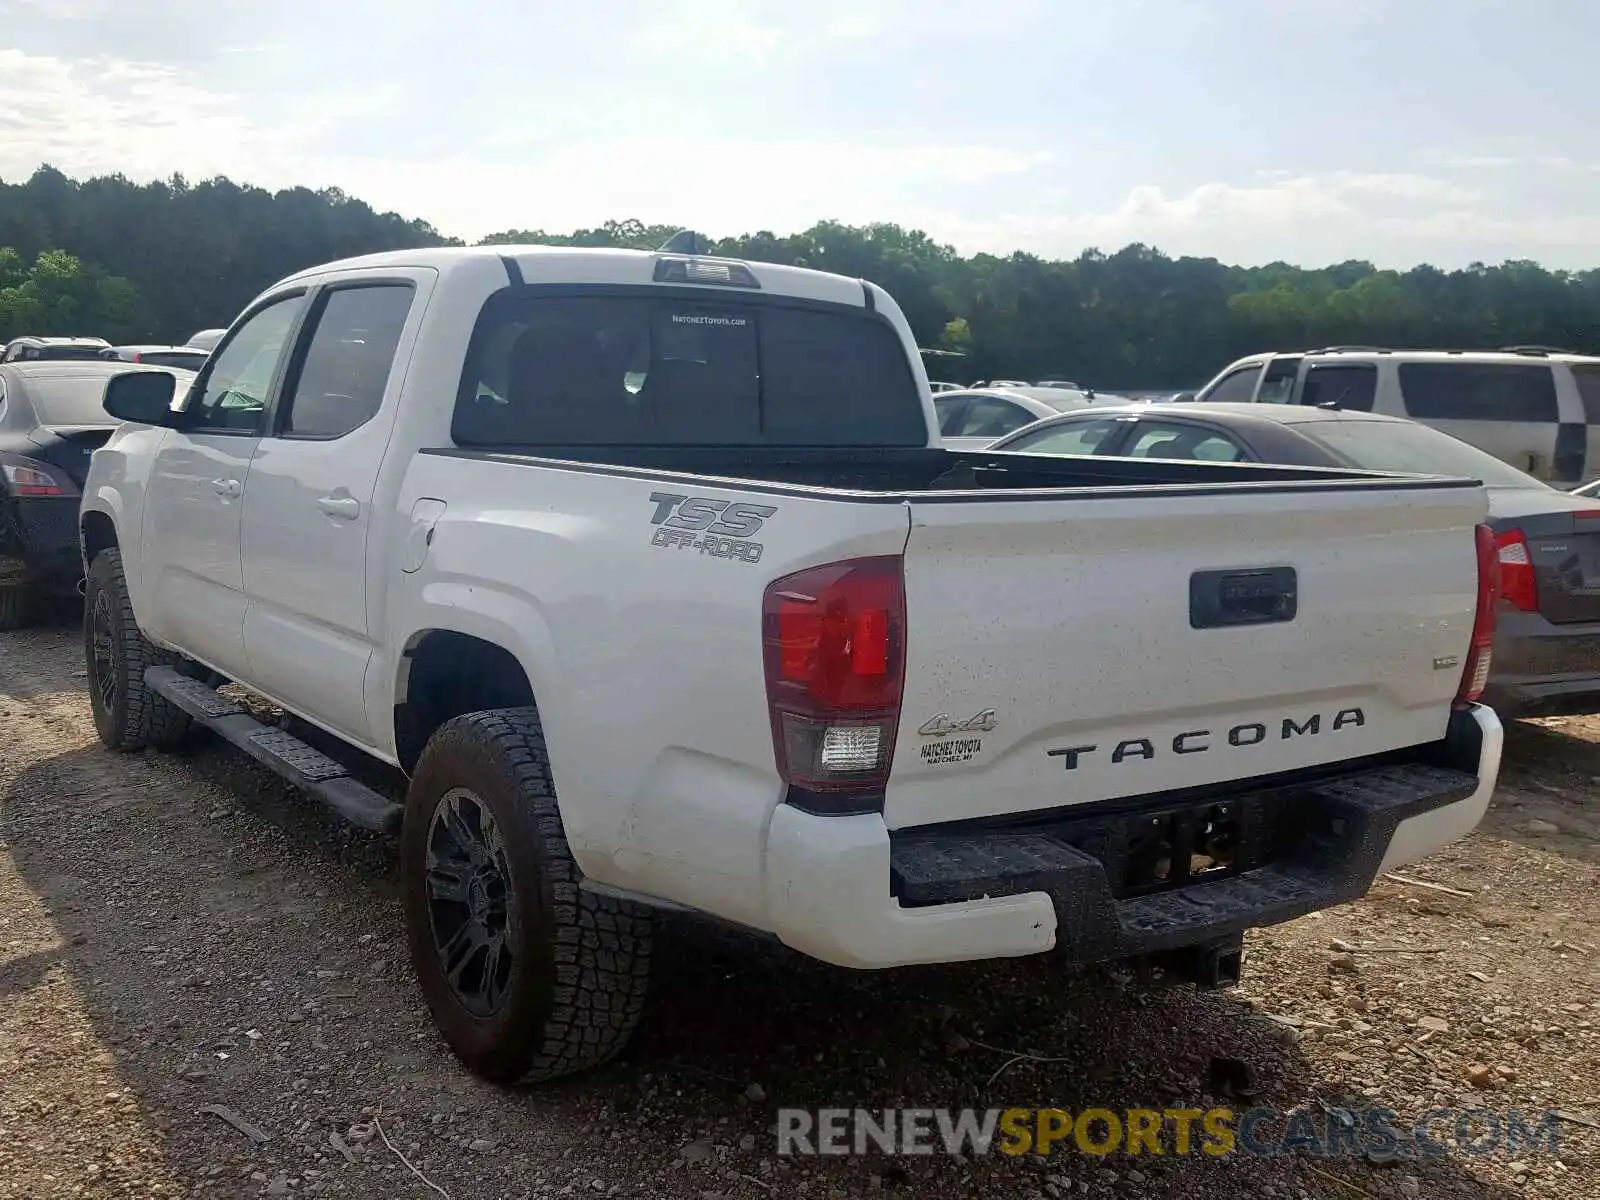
xmin=1 ymin=733 xmax=1527 ymax=1199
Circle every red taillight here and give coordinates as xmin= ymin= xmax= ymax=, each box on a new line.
xmin=1494 ymin=528 xmax=1538 ymax=612
xmin=131 ymin=351 xmax=143 ymax=363
xmin=0 ymin=460 xmax=67 ymax=497
xmin=762 ymin=556 xmax=905 ymax=809
xmin=1457 ymin=523 xmax=1500 ymax=706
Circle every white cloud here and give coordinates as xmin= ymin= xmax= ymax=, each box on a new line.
xmin=826 ymin=13 xmax=884 ymax=38
xmin=4 ymin=43 xmax=1600 ymax=271
xmin=0 ymin=49 xmax=306 ymax=182
xmin=901 ymin=171 xmax=1600 ymax=267
xmin=630 ymin=2 xmax=782 ymax=62
xmin=330 ymin=137 xmax=1055 ymax=239
xmin=0 ymin=0 xmax=113 ymax=14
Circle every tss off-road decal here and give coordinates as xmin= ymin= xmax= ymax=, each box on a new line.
xmin=647 ymin=492 xmax=776 ymax=564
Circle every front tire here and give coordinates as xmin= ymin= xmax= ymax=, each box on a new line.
xmin=401 ymin=707 xmax=653 ymax=1084
xmin=84 ymin=549 xmax=192 ymax=752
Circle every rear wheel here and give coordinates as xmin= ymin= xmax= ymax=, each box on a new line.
xmin=84 ymin=549 xmax=192 ymax=752
xmin=0 ymin=586 xmax=29 ymax=631
xmin=401 ymin=707 xmax=653 ymax=1084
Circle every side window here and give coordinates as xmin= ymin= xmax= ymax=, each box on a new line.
xmin=1301 ymin=363 xmax=1378 ymax=412
xmin=1127 ymin=421 xmax=1248 ymax=462
xmin=934 ymin=395 xmax=967 ymax=435
xmin=1003 ymin=418 xmax=1123 ymax=456
xmin=1201 ymin=364 xmax=1263 ymax=404
xmin=1571 ymin=365 xmax=1600 ymax=423
xmin=953 ymin=397 xmax=1034 ymax=438
xmin=1397 ymin=362 xmax=1558 ymax=421
xmin=185 ymin=297 xmax=303 ymax=434
xmin=281 ymin=285 xmax=414 ymax=439
xmin=1257 ymin=356 xmax=1303 ymax=404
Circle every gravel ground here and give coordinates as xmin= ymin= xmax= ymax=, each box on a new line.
xmin=2 ymin=619 xmax=1597 ymax=1199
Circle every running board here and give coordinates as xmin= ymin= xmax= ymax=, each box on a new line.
xmin=144 ymin=666 xmax=403 ymax=833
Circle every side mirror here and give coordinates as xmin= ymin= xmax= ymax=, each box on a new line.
xmin=104 ymin=370 xmax=180 ymax=426
xmin=1171 ymin=391 xmax=1197 ymax=403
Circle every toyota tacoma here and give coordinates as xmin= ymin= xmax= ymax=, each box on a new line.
xmin=79 ymin=243 xmax=1503 ymax=1083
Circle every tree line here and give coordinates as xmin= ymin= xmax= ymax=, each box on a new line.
xmin=3 ymin=167 xmax=1598 ymax=388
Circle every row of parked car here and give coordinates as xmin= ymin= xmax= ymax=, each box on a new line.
xmin=1 ymin=329 xmax=226 ymax=368
xmin=0 ymin=327 xmax=226 ymax=625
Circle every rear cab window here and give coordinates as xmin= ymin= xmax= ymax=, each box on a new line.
xmin=453 ymin=290 xmax=926 ymax=447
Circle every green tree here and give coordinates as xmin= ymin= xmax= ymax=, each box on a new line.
xmin=4 ymin=166 xmax=1600 ymax=385
xmin=0 ymin=247 xmax=148 ymax=343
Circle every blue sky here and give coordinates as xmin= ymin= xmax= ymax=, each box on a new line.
xmin=1 ymin=0 xmax=1597 ymax=267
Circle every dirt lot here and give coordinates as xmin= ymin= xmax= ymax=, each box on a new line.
xmin=2 ymin=621 xmax=1597 ymax=1200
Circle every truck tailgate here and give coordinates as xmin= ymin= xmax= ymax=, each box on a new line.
xmin=888 ymin=481 xmax=1487 ymax=829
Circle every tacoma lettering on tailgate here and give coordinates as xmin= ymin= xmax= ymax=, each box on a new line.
xmin=1046 ymin=707 xmax=1366 ymax=770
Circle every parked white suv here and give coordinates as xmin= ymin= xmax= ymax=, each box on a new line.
xmin=1189 ymin=346 xmax=1600 ymax=487
xmin=81 ymin=245 xmax=1503 ymax=1084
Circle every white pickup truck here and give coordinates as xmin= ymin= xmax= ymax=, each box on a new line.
xmin=80 ymin=244 xmax=1504 ymax=1084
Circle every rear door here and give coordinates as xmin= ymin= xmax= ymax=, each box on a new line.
xmin=1256 ymin=356 xmax=1303 ymax=404
xmin=1396 ymin=361 xmax=1560 ymax=481
xmin=887 ymin=480 xmax=1488 ymax=829
xmin=1298 ymin=362 xmax=1378 ymax=412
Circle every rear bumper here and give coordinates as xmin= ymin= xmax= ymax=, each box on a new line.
xmin=761 ymin=705 xmax=1501 ymax=970
xmin=1484 ymin=611 xmax=1600 ymax=717
xmin=0 ymin=496 xmax=82 ymax=592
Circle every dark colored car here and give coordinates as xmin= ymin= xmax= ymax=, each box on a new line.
xmin=988 ymin=402 xmax=1600 ymax=718
xmin=0 ymin=360 xmax=193 ymax=627
xmin=2 ymin=336 xmax=111 ymax=363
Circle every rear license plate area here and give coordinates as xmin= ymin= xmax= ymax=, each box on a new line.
xmin=1120 ymin=802 xmax=1241 ymax=896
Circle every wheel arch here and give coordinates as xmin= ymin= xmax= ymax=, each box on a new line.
xmin=80 ymin=507 xmax=119 ymax=569
xmin=393 ymin=625 xmax=548 ymax=774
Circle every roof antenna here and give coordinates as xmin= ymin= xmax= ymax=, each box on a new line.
xmin=658 ymin=229 xmax=708 ymax=255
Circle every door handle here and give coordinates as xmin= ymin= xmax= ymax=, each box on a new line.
xmin=317 ymin=494 xmax=361 ymax=521
xmin=1190 ymin=566 xmax=1298 ymax=629
xmin=210 ymin=478 xmax=242 ymax=498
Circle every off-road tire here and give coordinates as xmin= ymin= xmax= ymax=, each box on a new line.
xmin=401 ymin=707 xmax=653 ymax=1084
xmin=84 ymin=549 xmax=193 ymax=752
xmin=0 ymin=586 xmax=28 ymax=631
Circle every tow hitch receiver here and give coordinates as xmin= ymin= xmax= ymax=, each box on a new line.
xmin=1140 ymin=936 xmax=1244 ymax=990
